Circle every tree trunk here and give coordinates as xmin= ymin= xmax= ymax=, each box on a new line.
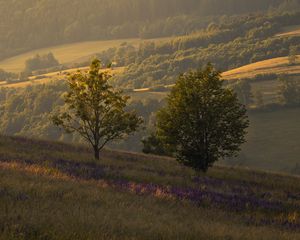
xmin=94 ymin=147 xmax=100 ymax=160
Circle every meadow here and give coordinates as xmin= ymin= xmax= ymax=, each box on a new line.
xmin=0 ymin=136 xmax=299 ymax=240
xmin=0 ymin=39 xmax=139 ymax=73
xmin=222 ymin=55 xmax=300 ymax=80
xmin=0 ymin=37 xmax=173 ymax=73
xmin=276 ymin=25 xmax=300 ymax=38
xmin=0 ymin=67 xmax=125 ymax=88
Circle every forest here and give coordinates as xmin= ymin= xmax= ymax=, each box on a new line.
xmin=0 ymin=0 xmax=296 ymax=61
xmin=98 ymin=11 xmax=300 ymax=88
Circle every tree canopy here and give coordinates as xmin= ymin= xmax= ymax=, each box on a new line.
xmin=155 ymin=64 xmax=249 ymax=172
xmin=52 ymin=59 xmax=142 ymax=159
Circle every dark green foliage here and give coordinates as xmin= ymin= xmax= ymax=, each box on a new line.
xmin=0 ymin=69 xmax=17 ymax=82
xmin=156 ymin=65 xmax=249 ymax=172
xmin=100 ymin=10 xmax=300 ymax=89
xmin=288 ymin=46 xmax=299 ymax=65
xmin=52 ymin=59 xmax=142 ymax=159
xmin=254 ymin=91 xmax=265 ymax=108
xmin=24 ymin=53 xmax=59 ymax=72
xmin=231 ymin=80 xmax=253 ymax=107
xmin=278 ymin=76 xmax=300 ymax=106
xmin=142 ymin=132 xmax=169 ymax=156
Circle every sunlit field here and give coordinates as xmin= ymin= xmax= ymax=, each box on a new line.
xmin=222 ymin=55 xmax=300 ymax=80
xmin=0 ymin=136 xmax=299 ymax=240
xmin=0 ymin=67 xmax=125 ymax=88
xmin=276 ymin=25 xmax=300 ymax=37
xmin=0 ymin=37 xmax=172 ymax=73
xmin=0 ymin=39 xmax=139 ymax=72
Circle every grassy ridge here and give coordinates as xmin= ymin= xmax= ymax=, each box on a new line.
xmin=0 ymin=39 xmax=139 ymax=72
xmin=276 ymin=25 xmax=300 ymax=37
xmin=0 ymin=136 xmax=299 ymax=239
xmin=222 ymin=55 xmax=300 ymax=80
xmin=0 ymin=37 xmax=173 ymax=73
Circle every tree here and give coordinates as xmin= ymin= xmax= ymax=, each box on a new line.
xmin=53 ymin=59 xmax=142 ymax=159
xmin=142 ymin=132 xmax=169 ymax=156
xmin=278 ymin=75 xmax=300 ymax=106
xmin=288 ymin=46 xmax=298 ymax=66
xmin=231 ymin=80 xmax=253 ymax=107
xmin=24 ymin=52 xmax=59 ymax=72
xmin=254 ymin=91 xmax=265 ymax=108
xmin=155 ymin=64 xmax=249 ymax=172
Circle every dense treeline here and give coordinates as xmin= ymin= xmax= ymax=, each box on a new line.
xmin=24 ymin=53 xmax=60 ymax=72
xmin=0 ymin=82 xmax=164 ymax=150
xmin=0 ymin=75 xmax=299 ymax=150
xmin=0 ymin=69 xmax=17 ymax=82
xmin=92 ymin=11 xmax=300 ymax=88
xmin=0 ymin=0 xmax=293 ymax=61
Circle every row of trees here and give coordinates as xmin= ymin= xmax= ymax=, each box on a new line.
xmin=24 ymin=53 xmax=60 ymax=72
xmin=52 ymin=60 xmax=249 ymax=172
xmin=0 ymin=69 xmax=17 ymax=82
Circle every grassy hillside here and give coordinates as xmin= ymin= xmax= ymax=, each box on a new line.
xmin=0 ymin=39 xmax=141 ymax=73
xmin=222 ymin=55 xmax=300 ymax=80
xmin=0 ymin=136 xmax=299 ymax=239
xmin=0 ymin=67 xmax=126 ymax=88
xmin=276 ymin=25 xmax=300 ymax=37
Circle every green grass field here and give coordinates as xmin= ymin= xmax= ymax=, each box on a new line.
xmin=0 ymin=136 xmax=299 ymax=239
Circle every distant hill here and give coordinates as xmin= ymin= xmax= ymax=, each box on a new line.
xmin=0 ymin=0 xmax=287 ymax=61
xmin=0 ymin=37 xmax=173 ymax=73
xmin=0 ymin=39 xmax=139 ymax=73
xmin=0 ymin=135 xmax=299 ymax=239
xmin=276 ymin=25 xmax=300 ymax=37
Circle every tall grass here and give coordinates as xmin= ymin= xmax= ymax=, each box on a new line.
xmin=0 ymin=136 xmax=299 ymax=239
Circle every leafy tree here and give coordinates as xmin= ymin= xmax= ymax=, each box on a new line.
xmin=52 ymin=59 xmax=142 ymax=159
xmin=231 ymin=80 xmax=253 ymax=107
xmin=0 ymin=69 xmax=17 ymax=82
xmin=142 ymin=132 xmax=169 ymax=155
xmin=288 ymin=46 xmax=298 ymax=66
xmin=155 ymin=64 xmax=249 ymax=172
xmin=25 ymin=53 xmax=59 ymax=72
xmin=254 ymin=91 xmax=265 ymax=108
xmin=278 ymin=76 xmax=300 ymax=106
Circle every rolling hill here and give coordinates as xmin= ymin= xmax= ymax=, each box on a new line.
xmin=0 ymin=136 xmax=299 ymax=239
xmin=222 ymin=55 xmax=300 ymax=80
xmin=0 ymin=39 xmax=139 ymax=73
xmin=276 ymin=25 xmax=300 ymax=37
xmin=0 ymin=37 xmax=171 ymax=73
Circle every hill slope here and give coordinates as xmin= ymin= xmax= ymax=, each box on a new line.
xmin=0 ymin=0 xmax=285 ymax=61
xmin=0 ymin=38 xmax=142 ymax=73
xmin=0 ymin=136 xmax=299 ymax=239
xmin=222 ymin=55 xmax=300 ymax=80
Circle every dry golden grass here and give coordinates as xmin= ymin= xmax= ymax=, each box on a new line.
xmin=0 ymin=39 xmax=139 ymax=72
xmin=0 ymin=67 xmax=125 ymax=88
xmin=276 ymin=25 xmax=300 ymax=37
xmin=222 ymin=55 xmax=300 ymax=80
xmin=0 ymin=37 xmax=172 ymax=73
